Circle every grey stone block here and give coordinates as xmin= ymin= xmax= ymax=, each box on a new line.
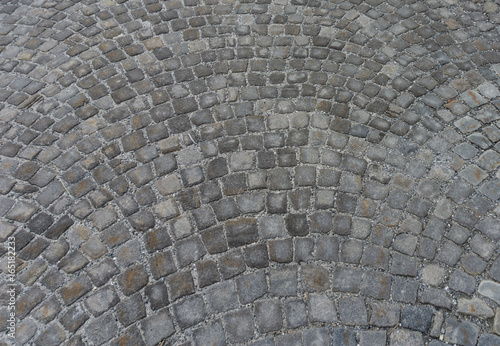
xmin=84 ymin=285 xmax=119 ymax=317
xmin=223 ymin=309 xmax=255 ymax=344
xmin=338 ymin=297 xmax=368 ymax=325
xmin=269 ymin=266 xmax=298 ymax=297
xmin=309 ymin=294 xmax=337 ymax=322
xmin=193 ymin=321 xmax=226 ymax=346
xmin=115 ymin=292 xmax=147 ymax=327
xmin=173 ymin=295 xmax=206 ymax=330
xmin=205 ymin=281 xmax=238 ymax=314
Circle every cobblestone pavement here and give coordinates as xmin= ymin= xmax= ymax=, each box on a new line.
xmin=0 ymin=0 xmax=500 ymax=345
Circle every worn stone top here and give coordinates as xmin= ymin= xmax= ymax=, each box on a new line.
xmin=0 ymin=0 xmax=500 ymax=345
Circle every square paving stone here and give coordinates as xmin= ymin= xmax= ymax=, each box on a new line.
xmin=226 ymin=218 xmax=258 ymax=247
xmin=269 ymin=168 xmax=293 ymax=189
xmin=476 ymin=149 xmax=500 ymax=171
xmin=89 ymin=207 xmax=117 ymax=231
xmin=332 ymin=267 xmax=362 ymax=293
xmin=115 ymin=292 xmax=146 ymax=327
xmin=100 ymin=223 xmax=131 ymax=249
xmin=16 ymin=286 xmax=45 ymax=320
xmin=85 ymin=312 xmax=118 ymax=346
xmin=444 ymin=317 xmax=480 ymax=346
xmin=195 ymin=259 xmax=220 ymax=288
xmin=143 ymin=227 xmax=172 ymax=253
xmin=173 ymin=294 xmax=206 ymax=330
xmin=59 ymin=302 xmax=89 ymax=334
xmin=275 ymin=333 xmax=302 ymax=346
xmin=454 ymin=207 xmax=480 ymax=229
xmin=33 ymin=323 xmax=66 ymax=346
xmin=392 ymin=276 xmax=418 ymax=304
xmin=110 ymin=325 xmax=146 ymax=346
xmin=309 ymin=294 xmax=337 ymax=323
xmin=193 ymin=321 xmax=226 ymax=346
xmin=84 ymin=285 xmax=119 ymax=317
xmin=362 ymin=245 xmax=389 ymax=270
xmin=221 ymin=173 xmax=247 ymax=196
xmin=401 ymin=306 xmax=433 ymax=333
xmin=191 ymin=207 xmax=216 ymax=230
xmin=5 ymin=201 xmax=38 ymax=223
xmin=205 ymin=281 xmax=238 ymax=314
xmin=338 ymin=297 xmax=368 ymax=325
xmin=115 ymin=239 xmax=142 ymax=268
xmin=219 ymin=250 xmax=246 ymax=280
xmin=141 ymin=308 xmax=175 ymax=346
xmin=259 ymin=215 xmax=286 ymax=238
xmin=370 ymin=301 xmax=400 ymax=327
xmin=460 ymin=164 xmax=488 ymax=185
xmin=361 ymin=271 xmax=391 ymax=299
xmin=479 ymin=181 xmax=500 ymax=201
xmin=223 ymin=309 xmax=255 ymax=344
xmin=470 ymin=234 xmax=496 ymax=260
xmin=175 ymin=235 xmax=206 ymax=268
xmin=167 ymin=270 xmax=194 ymax=301
xmin=127 ymin=165 xmax=154 ymax=187
xmin=449 ymin=269 xmax=476 ymax=294
xmin=255 ymin=300 xmax=283 ymax=333
xmin=269 ymin=266 xmax=298 ymax=297
xmin=477 ymin=216 xmax=500 ymax=242
xmin=212 ymin=198 xmax=240 ymax=221
xmin=419 ymin=287 xmax=453 ymax=310
xmin=391 ymin=251 xmax=419 ymax=276
xmin=85 ymin=258 xmax=119 ymax=287
xmin=436 ymin=240 xmax=463 ymax=266
xmin=144 ymin=281 xmax=169 ymax=311
xmin=269 ymin=239 xmax=293 ymax=263
xmin=244 ymin=243 xmax=269 ymax=268
xmin=359 ymin=330 xmax=386 ymax=346
xmin=286 ymin=213 xmax=309 ymax=236
xmin=461 ymin=253 xmax=487 ymax=275
xmin=18 ymin=237 xmax=49 ymax=261
xmin=301 ymin=264 xmax=329 ymax=292
xmin=461 ymin=90 xmax=488 ymax=108
xmin=236 ymin=271 xmax=267 ymax=304
xmin=155 ymin=174 xmax=182 ymax=196
xmin=117 ymin=264 xmax=149 ymax=296
xmin=295 ymin=238 xmax=315 ymax=263
xmin=478 ymin=334 xmax=500 ymax=346
xmin=446 ymin=179 xmax=474 ymax=203
xmin=304 ymin=328 xmax=330 ymax=346
xmin=59 ymin=276 xmax=92 ymax=306
xmin=200 ymin=226 xmax=227 ymax=255
xmin=236 ymin=192 xmax=265 ymax=213
xmin=390 ymin=329 xmax=424 ymax=346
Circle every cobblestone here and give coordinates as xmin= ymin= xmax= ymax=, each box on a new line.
xmin=2 ymin=0 xmax=500 ymax=344
xmin=444 ymin=317 xmax=480 ymax=346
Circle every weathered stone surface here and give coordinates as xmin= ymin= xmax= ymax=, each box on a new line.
xmin=390 ymin=329 xmax=424 ymax=346
xmin=479 ymin=281 xmax=500 ymax=305
xmin=117 ymin=264 xmax=149 ymax=296
xmin=84 ymin=286 xmax=120 ymax=317
xmin=4 ymin=1 xmax=500 ymax=343
xmin=141 ymin=308 xmax=175 ymax=345
xmin=457 ymin=298 xmax=494 ymax=318
xmin=301 ymin=264 xmax=329 ymax=292
xmin=444 ymin=317 xmax=480 ymax=346
xmin=115 ymin=292 xmax=147 ymax=327
xmin=226 ymin=218 xmax=258 ymax=247
xmin=59 ymin=276 xmax=92 ymax=306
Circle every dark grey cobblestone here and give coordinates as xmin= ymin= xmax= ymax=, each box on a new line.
xmin=2 ymin=0 xmax=500 ymax=344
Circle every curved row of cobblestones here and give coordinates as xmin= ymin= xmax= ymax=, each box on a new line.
xmin=1 ymin=0 xmax=500 ymax=345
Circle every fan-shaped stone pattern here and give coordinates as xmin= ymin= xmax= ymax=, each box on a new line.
xmin=1 ymin=0 xmax=500 ymax=345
